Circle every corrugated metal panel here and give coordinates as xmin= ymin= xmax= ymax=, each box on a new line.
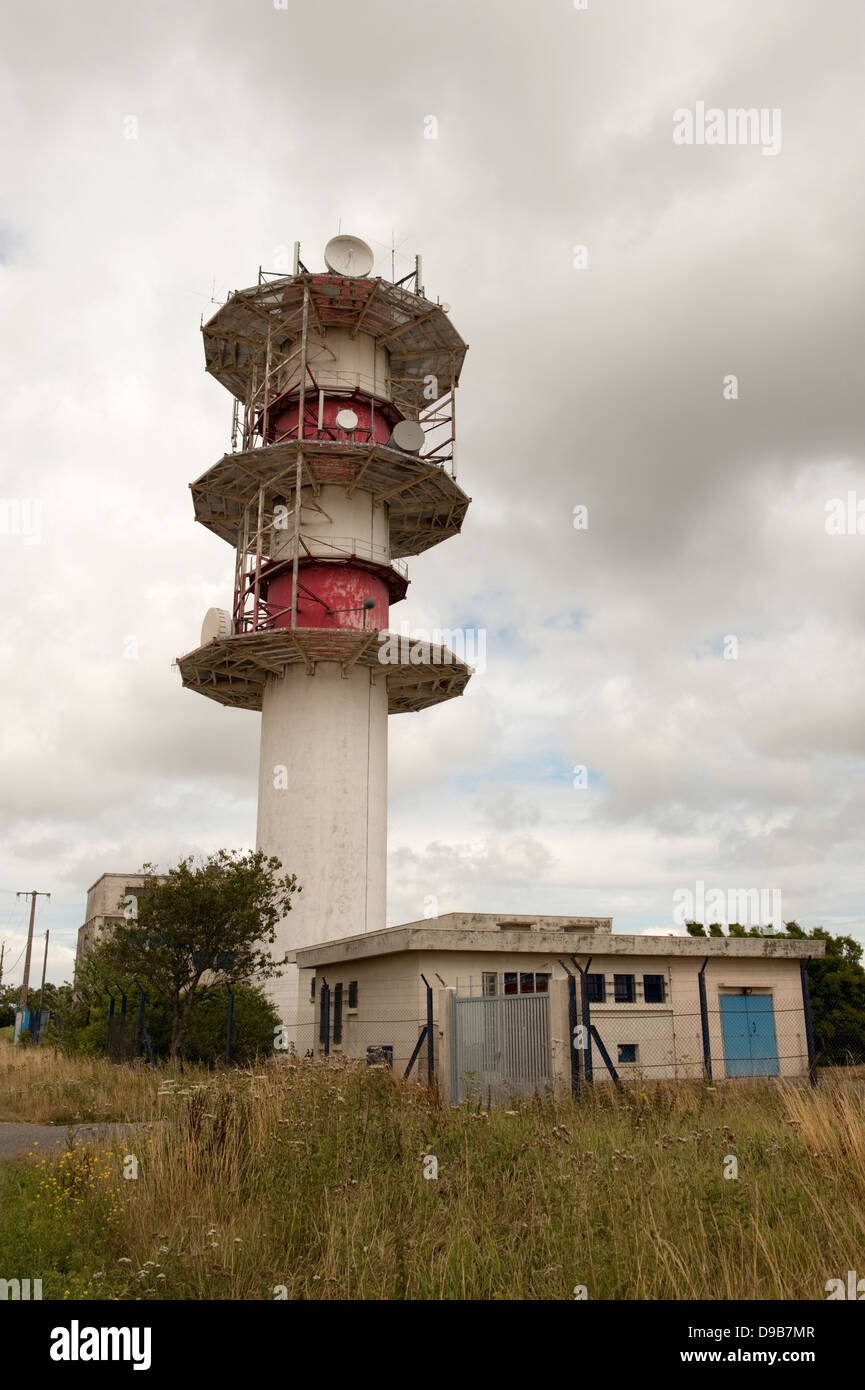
xmin=450 ymin=993 xmax=552 ymax=1104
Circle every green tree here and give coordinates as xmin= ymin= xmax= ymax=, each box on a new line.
xmin=145 ymin=984 xmax=280 ymax=1065
xmin=95 ymin=851 xmax=299 ymax=1060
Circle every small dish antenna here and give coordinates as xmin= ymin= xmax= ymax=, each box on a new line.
xmin=390 ymin=420 xmax=425 ymax=454
xmin=324 ymin=235 xmax=374 ymax=278
xmin=335 ymin=408 xmax=359 ymax=431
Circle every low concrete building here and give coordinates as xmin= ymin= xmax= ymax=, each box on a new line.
xmin=292 ymin=913 xmax=823 ymax=1101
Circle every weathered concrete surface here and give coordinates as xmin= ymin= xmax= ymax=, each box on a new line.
xmin=0 ymin=1123 xmax=69 ymax=1161
xmin=0 ymin=1121 xmax=153 ymax=1162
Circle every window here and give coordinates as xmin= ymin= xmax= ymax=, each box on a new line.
xmin=348 ymin=980 xmax=358 ymax=1009
xmin=318 ymin=990 xmax=328 ymax=1046
xmin=332 ymin=983 xmax=343 ymax=1046
xmin=482 ymin=972 xmax=497 ymax=996
xmin=503 ymin=971 xmax=550 ymax=995
xmin=614 ymin=974 xmax=636 ymax=1003
xmin=618 ymin=1043 xmax=637 ymax=1064
xmin=643 ymin=974 xmax=666 ymax=1004
xmin=310 ymin=976 xmax=316 ymax=1001
xmin=586 ymin=973 xmax=606 ymax=1003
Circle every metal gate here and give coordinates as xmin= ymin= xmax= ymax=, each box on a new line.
xmin=450 ymin=992 xmax=552 ymax=1104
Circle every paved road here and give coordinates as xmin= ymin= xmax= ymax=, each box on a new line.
xmin=0 ymin=1121 xmax=146 ymax=1161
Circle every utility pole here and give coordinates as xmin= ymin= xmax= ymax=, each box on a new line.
xmin=36 ymin=930 xmax=50 ymax=1043
xmin=15 ymin=890 xmax=50 ymax=1042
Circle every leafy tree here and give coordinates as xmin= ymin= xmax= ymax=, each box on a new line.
xmin=94 ymin=851 xmax=299 ymax=1060
xmin=145 ymin=984 xmax=280 ymax=1065
xmin=0 ymin=985 xmax=17 ymax=1028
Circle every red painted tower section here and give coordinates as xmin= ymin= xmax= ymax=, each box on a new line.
xmin=266 ymin=565 xmax=389 ymax=632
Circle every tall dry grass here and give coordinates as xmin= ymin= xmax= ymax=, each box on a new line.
xmin=2 ymin=1047 xmax=864 ymax=1300
xmin=0 ymin=1044 xmax=199 ymax=1124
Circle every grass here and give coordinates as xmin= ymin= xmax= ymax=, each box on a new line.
xmin=0 ymin=1043 xmax=188 ymax=1124
xmin=0 ymin=1046 xmax=863 ymax=1300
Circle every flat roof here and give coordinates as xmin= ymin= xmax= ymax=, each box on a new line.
xmin=294 ymin=913 xmax=822 ymax=967
xmin=85 ymin=870 xmax=152 ymax=894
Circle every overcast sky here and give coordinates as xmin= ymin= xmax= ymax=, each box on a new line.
xmin=2 ymin=0 xmax=864 ymax=987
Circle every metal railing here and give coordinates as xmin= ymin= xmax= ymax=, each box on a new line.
xmin=271 ymin=535 xmax=408 ymax=580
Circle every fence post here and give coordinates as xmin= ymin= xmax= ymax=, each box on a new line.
xmin=135 ymin=987 xmax=147 ymax=1061
xmin=698 ymin=958 xmax=712 ymax=1082
xmin=562 ymin=967 xmax=580 ymax=1097
xmin=577 ymin=958 xmax=593 ymax=1086
xmin=421 ymin=974 xmax=434 ymax=1086
xmin=119 ymin=992 xmax=127 ymax=1061
xmin=225 ymin=986 xmax=235 ymax=1064
xmin=800 ymin=959 xmax=818 ymax=1087
xmin=106 ymin=992 xmax=115 ymax=1061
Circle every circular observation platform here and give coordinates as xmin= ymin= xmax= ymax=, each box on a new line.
xmin=177 ymin=627 xmax=473 ymax=714
xmin=202 ymin=274 xmax=467 ymax=418
xmin=190 ymin=439 xmax=470 ymax=559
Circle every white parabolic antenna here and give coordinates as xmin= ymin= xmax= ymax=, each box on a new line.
xmin=390 ymin=420 xmax=425 ymax=454
xmin=324 ymin=234 xmax=374 ymax=278
xmin=201 ymin=608 xmax=233 ymax=644
xmin=335 ymin=408 xmax=359 ymax=430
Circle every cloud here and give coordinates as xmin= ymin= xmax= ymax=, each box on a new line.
xmin=2 ymin=0 xmax=865 ymax=981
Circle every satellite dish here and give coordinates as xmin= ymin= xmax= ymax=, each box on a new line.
xmin=324 ymin=235 xmax=374 ymax=278
xmin=335 ymin=407 xmax=359 ymax=431
xmin=390 ymin=420 xmax=425 ymax=454
xmin=201 ymin=608 xmax=233 ymax=645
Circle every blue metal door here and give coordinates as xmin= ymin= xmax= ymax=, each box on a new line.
xmin=720 ymin=994 xmax=779 ymax=1077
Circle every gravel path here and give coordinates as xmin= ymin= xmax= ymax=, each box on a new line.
xmin=0 ymin=1121 xmax=149 ymax=1161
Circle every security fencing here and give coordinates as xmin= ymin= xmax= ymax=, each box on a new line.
xmin=289 ymin=974 xmax=435 ymax=1084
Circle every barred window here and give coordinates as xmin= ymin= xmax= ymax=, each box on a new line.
xmin=503 ymin=971 xmax=549 ymax=995
xmin=643 ymin=974 xmax=666 ymax=1004
xmin=348 ymin=980 xmax=358 ymax=1009
xmin=318 ymin=989 xmax=328 ymax=1046
xmin=586 ymin=973 xmax=606 ymax=1003
xmin=332 ymin=983 xmax=343 ymax=1046
xmin=618 ymin=1043 xmax=637 ymax=1064
xmin=614 ymin=974 xmax=636 ymax=1003
xmin=482 ymin=972 xmax=497 ymax=996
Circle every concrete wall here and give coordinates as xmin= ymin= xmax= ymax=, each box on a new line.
xmin=75 ymin=873 xmax=155 ymax=974
xmin=298 ymin=952 xmax=428 ymax=1074
xmin=668 ymin=955 xmax=807 ymax=1081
